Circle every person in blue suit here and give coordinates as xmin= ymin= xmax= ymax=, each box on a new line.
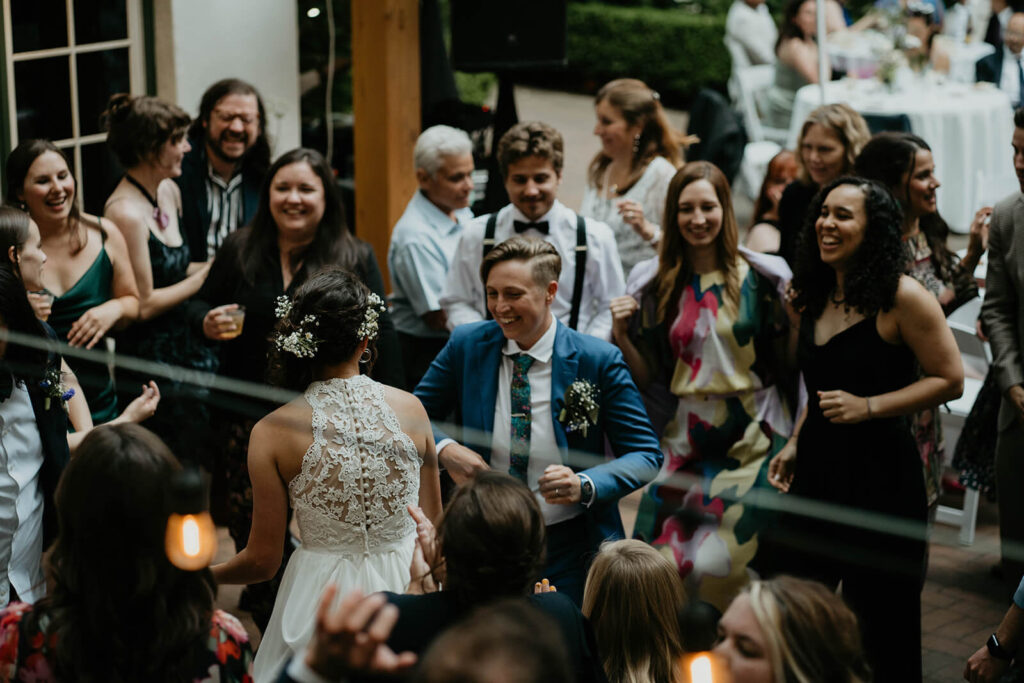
xmin=414 ymin=236 xmax=663 ymax=604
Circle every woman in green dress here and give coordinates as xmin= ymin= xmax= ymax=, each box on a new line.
xmin=5 ymin=140 xmax=139 ymax=423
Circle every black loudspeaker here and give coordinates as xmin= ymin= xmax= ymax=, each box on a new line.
xmin=450 ymin=0 xmax=568 ymax=72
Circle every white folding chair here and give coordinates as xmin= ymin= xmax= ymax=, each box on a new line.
xmin=935 ymin=302 xmax=988 ymax=546
xmin=735 ymin=65 xmax=789 ymax=146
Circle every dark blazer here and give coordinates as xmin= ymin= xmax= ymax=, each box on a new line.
xmin=173 ymin=140 xmax=263 ymax=261
xmin=414 ymin=319 xmax=663 ymax=546
xmin=977 ymin=49 xmax=1004 ymax=84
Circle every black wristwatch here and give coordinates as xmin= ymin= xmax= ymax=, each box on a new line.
xmin=578 ymin=475 xmax=595 ymax=507
xmin=987 ymin=633 xmax=1013 ymax=661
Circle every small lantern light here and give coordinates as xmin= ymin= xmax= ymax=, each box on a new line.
xmin=165 ymin=467 xmax=217 ymax=571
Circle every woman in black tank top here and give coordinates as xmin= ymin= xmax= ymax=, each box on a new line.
xmin=762 ymin=178 xmax=963 ymax=683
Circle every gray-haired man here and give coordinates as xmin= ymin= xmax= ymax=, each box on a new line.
xmin=387 ymin=125 xmax=475 ymax=390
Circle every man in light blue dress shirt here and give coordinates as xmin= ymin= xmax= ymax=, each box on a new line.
xmin=388 ymin=125 xmax=476 ymax=390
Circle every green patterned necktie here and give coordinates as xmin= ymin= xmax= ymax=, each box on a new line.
xmin=509 ymin=353 xmax=535 ymax=483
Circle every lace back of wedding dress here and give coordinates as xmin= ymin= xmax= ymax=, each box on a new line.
xmin=289 ymin=376 xmax=420 ymax=555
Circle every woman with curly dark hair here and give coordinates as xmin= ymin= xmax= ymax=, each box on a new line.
xmin=211 ymin=266 xmax=440 ymax=683
xmin=0 ymin=423 xmax=253 ymax=682
xmin=766 ymin=178 xmax=962 ymax=682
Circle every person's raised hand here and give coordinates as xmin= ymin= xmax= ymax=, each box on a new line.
xmin=304 ymin=585 xmax=417 ymax=680
xmin=768 ymin=440 xmax=797 ymax=493
xmin=609 ymin=295 xmax=638 ymax=343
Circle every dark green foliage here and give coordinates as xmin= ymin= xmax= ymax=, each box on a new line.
xmin=552 ymin=3 xmax=731 ymax=104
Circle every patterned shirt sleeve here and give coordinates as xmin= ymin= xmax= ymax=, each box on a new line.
xmin=208 ymin=610 xmax=255 ymax=682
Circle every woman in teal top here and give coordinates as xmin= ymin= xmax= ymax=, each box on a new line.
xmin=6 ymin=141 xmax=140 ymax=423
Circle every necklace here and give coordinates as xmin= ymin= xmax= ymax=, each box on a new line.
xmin=124 ymin=174 xmax=170 ymax=230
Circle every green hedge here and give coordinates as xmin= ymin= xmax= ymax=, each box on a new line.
xmin=521 ymin=3 xmax=731 ymax=105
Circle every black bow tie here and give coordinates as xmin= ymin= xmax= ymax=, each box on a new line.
xmin=513 ymin=220 xmax=549 ymax=235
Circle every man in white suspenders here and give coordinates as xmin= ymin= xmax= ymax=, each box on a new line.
xmin=439 ymin=121 xmax=625 ymax=340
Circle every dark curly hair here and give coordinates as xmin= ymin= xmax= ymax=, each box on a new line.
xmin=30 ymin=424 xmax=217 ymax=683
xmin=791 ymin=177 xmax=905 ymax=319
xmin=267 ymin=266 xmax=379 ymax=391
xmin=438 ymin=472 xmax=546 ymax=608
xmin=101 ymin=93 xmax=191 ymax=168
xmin=853 ymin=132 xmax=956 ymax=283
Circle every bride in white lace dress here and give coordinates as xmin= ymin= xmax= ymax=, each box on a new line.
xmin=211 ymin=267 xmax=442 ymax=683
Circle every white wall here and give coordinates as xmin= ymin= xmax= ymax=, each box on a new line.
xmin=157 ymin=0 xmax=301 ymax=156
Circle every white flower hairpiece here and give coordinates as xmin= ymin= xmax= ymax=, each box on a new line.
xmin=274 ymin=295 xmax=292 ymax=318
xmin=274 ymin=293 xmax=320 ymax=359
xmin=357 ymin=292 xmax=386 ymax=341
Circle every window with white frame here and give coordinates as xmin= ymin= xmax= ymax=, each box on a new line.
xmin=3 ymin=0 xmax=146 ymax=213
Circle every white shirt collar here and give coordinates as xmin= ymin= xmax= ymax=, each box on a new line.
xmin=503 ymin=315 xmax=556 ymax=364
xmin=510 ymin=200 xmax=564 ymax=226
xmin=1007 ymin=45 xmax=1024 ymax=63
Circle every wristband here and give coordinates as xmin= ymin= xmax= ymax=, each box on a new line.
xmin=988 ymin=633 xmax=1013 ymax=661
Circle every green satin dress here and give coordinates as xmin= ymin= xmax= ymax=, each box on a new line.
xmin=48 ymin=232 xmax=118 ymax=424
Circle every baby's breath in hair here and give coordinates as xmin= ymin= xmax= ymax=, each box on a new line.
xmin=274 ymin=303 xmax=321 ymax=358
xmin=274 ymin=295 xmax=292 ymax=318
xmin=356 ymin=292 xmax=386 ymax=341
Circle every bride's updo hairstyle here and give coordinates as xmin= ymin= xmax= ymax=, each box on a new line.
xmin=267 ymin=266 xmax=380 ymax=391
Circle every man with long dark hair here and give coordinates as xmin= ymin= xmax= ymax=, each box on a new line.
xmin=175 ymin=78 xmax=272 ymax=261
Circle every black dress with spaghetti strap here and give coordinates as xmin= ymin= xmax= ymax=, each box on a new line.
xmin=776 ymin=314 xmax=927 ymax=683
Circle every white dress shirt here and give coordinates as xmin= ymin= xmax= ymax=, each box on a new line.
xmin=0 ymin=379 xmax=45 ymax=605
xmin=999 ymin=45 xmax=1023 ymax=104
xmin=439 ymin=200 xmax=625 ymax=340
xmin=725 ymin=1 xmax=779 ymax=66
xmin=487 ymin=318 xmax=580 ymax=526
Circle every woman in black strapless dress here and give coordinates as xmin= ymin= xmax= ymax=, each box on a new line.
xmin=766 ymin=178 xmax=963 ymax=683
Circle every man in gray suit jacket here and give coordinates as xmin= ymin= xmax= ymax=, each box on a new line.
xmin=982 ymin=107 xmax=1024 ymax=586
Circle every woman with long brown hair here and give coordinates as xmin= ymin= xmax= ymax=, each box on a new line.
xmin=609 ymin=161 xmax=793 ymax=612
xmin=5 ymin=140 xmax=140 ymax=423
xmin=581 ymin=78 xmax=690 ymax=275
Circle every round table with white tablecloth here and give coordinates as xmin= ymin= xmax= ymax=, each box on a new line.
xmin=785 ymin=78 xmax=1016 ymax=232
xmin=826 ymin=32 xmax=994 ymax=84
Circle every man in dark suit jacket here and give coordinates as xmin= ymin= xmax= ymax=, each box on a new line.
xmin=981 ymin=107 xmax=1024 ymax=588
xmin=174 ymin=78 xmax=270 ymax=261
xmin=978 ymin=11 xmax=1024 ymax=105
xmin=414 ymin=237 xmax=662 ymax=604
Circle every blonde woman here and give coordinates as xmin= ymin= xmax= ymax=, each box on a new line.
xmin=714 ymin=576 xmax=871 ymax=682
xmin=581 ymin=78 xmax=691 ymax=275
xmin=582 ymin=540 xmax=686 ymax=683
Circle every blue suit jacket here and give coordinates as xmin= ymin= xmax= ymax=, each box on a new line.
xmin=414 ymin=320 xmax=663 ymax=544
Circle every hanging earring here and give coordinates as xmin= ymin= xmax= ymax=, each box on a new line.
xmin=359 ymin=348 xmax=372 ymax=364
xmin=632 ymin=133 xmax=641 ymax=155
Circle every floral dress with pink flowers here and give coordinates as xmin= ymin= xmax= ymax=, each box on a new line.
xmin=629 ymin=256 xmax=792 ymax=612
xmin=0 ymin=602 xmax=254 ymax=682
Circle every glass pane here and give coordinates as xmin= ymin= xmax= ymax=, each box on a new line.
xmin=80 ymin=142 xmax=123 ymax=216
xmin=14 ymin=57 xmax=72 ymax=142
xmin=74 ymin=0 xmax=128 ymax=45
xmin=77 ymin=49 xmax=130 ymax=136
xmin=11 ymin=0 xmax=68 ymax=53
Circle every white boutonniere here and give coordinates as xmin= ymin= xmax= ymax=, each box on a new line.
xmin=558 ymin=380 xmax=600 ymax=437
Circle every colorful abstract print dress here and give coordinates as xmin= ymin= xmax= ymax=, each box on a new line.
xmin=631 ymin=257 xmax=792 ymax=611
